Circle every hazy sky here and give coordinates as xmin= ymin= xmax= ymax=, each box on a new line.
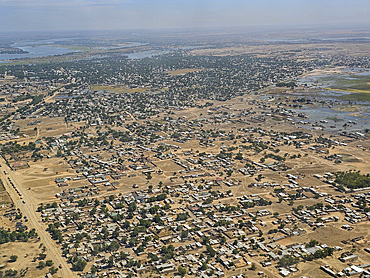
xmin=0 ymin=0 xmax=369 ymax=32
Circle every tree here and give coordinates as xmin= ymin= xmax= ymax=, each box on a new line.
xmin=49 ymin=267 xmax=58 ymax=275
xmin=278 ymin=255 xmax=299 ymax=267
xmin=178 ymin=265 xmax=187 ymax=276
xmin=227 ymin=169 xmax=233 ymax=177
xmin=176 ymin=212 xmax=189 ymax=221
xmin=235 ymin=152 xmax=243 ymax=160
xmin=4 ymin=270 xmax=17 ymax=276
xmin=38 ymin=261 xmax=45 ymax=269
xmin=72 ymin=258 xmax=87 ymax=271
xmin=251 ymin=263 xmax=256 ymax=270
xmin=108 ymin=241 xmax=120 ymax=251
xmin=306 ymin=239 xmax=319 ymax=248
xmin=136 ymin=245 xmax=144 ymax=253
xmin=120 ymin=251 xmax=128 ymax=260
xmin=181 ymin=230 xmax=188 ymax=239
xmin=206 ymin=245 xmax=216 ymax=257
xmin=128 ymin=237 xmax=139 ymax=247
xmin=9 ymin=255 xmax=18 ymax=262
xmin=108 ymin=256 xmax=114 ymax=268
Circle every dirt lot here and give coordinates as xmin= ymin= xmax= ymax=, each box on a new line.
xmin=166 ymin=68 xmax=203 ymax=76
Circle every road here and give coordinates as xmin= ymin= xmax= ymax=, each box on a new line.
xmin=0 ymin=156 xmax=76 ymax=278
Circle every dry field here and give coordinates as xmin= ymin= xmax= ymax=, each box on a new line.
xmin=11 ymin=157 xmax=74 ymax=201
xmin=166 ymin=68 xmax=203 ymax=75
xmin=0 ymin=241 xmax=51 ymax=278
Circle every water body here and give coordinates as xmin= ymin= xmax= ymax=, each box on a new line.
xmin=0 ymin=46 xmax=78 ymax=62
xmin=0 ymin=38 xmax=78 ymax=62
xmin=294 ymin=105 xmax=370 ymax=132
xmin=0 ymin=36 xmax=207 ymax=62
xmin=0 ymin=40 xmax=146 ymax=62
xmin=269 ymin=69 xmax=370 ymax=132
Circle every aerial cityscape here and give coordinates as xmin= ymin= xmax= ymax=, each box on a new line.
xmin=0 ymin=1 xmax=370 ymax=278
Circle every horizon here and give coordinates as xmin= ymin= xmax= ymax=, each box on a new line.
xmin=0 ymin=0 xmax=369 ymax=33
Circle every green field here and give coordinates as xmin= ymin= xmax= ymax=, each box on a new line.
xmin=324 ymin=74 xmax=370 ymax=94
xmin=338 ymin=92 xmax=370 ymax=102
xmin=326 ymin=116 xmax=344 ymax=122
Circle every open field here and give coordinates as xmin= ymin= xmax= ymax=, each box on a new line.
xmin=166 ymin=68 xmax=203 ymax=75
xmin=0 ymin=241 xmax=53 ymax=278
xmin=338 ymin=92 xmax=370 ymax=101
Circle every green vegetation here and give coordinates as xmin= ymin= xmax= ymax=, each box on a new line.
xmin=12 ymin=94 xmax=33 ymax=103
xmin=2 ymin=269 xmax=18 ymax=276
xmin=9 ymin=255 xmax=18 ymax=262
xmin=334 ymin=171 xmax=370 ymax=189
xmin=306 ymin=240 xmax=319 ymax=248
xmin=176 ymin=212 xmax=189 ymax=221
xmin=240 ymin=197 xmax=271 ymax=209
xmin=71 ymin=257 xmax=87 ymax=271
xmin=338 ymin=92 xmax=370 ymax=102
xmin=276 ymin=81 xmax=296 ymax=88
xmin=306 ymin=203 xmax=323 ymax=211
xmin=250 ymin=263 xmax=256 ymax=270
xmin=146 ymin=193 xmax=167 ymax=203
xmin=1 ymin=141 xmax=39 ymax=155
xmin=38 ymin=261 xmax=45 ymax=269
xmin=47 ymin=223 xmax=63 ymax=243
xmin=49 ymin=266 xmax=59 ymax=275
xmin=326 ymin=116 xmax=344 ymax=122
xmin=206 ymin=245 xmax=216 ymax=257
xmin=160 ymin=245 xmax=175 ymax=262
xmin=264 ymin=153 xmax=286 ymax=162
xmin=323 ymin=74 xmax=370 ymax=88
xmin=278 ymin=255 xmax=299 ymax=267
xmin=178 ymin=265 xmax=187 ymax=276
xmin=304 ymin=247 xmax=333 ymax=261
xmin=0 ymin=228 xmax=37 ymax=244
xmin=321 ymin=74 xmax=370 ymax=101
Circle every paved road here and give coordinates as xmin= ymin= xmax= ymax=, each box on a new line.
xmin=0 ymin=156 xmax=76 ymax=278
